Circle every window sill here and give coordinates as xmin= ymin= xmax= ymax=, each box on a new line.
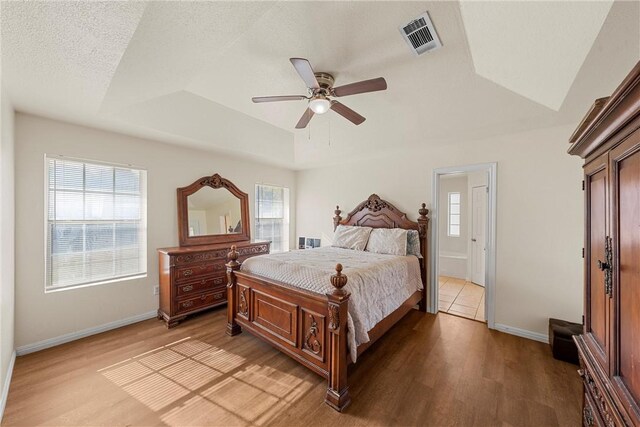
xmin=45 ymin=273 xmax=148 ymax=293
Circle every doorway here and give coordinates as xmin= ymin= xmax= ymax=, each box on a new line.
xmin=430 ymin=163 xmax=497 ymax=328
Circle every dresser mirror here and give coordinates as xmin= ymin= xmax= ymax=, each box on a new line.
xmin=177 ymin=173 xmax=250 ymax=246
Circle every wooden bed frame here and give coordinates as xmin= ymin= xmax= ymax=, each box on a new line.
xmin=225 ymin=194 xmax=429 ymax=411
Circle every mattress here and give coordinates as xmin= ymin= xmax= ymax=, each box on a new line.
xmin=240 ymin=246 xmax=423 ymax=362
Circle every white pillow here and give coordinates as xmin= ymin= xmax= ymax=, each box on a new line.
xmin=332 ymin=225 xmax=372 ymax=251
xmin=366 ymin=228 xmax=408 ymax=256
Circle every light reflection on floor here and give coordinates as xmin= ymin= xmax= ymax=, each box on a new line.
xmin=99 ymin=337 xmax=315 ymax=426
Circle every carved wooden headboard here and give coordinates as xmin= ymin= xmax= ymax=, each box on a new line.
xmin=332 ymin=194 xmax=430 ymax=285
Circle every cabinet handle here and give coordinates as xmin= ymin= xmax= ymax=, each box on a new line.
xmin=182 ymin=285 xmax=193 ymax=292
xmin=601 ymin=236 xmax=613 ymax=297
xmin=183 ymin=269 xmax=193 ymax=276
xmin=214 ymin=292 xmax=224 ymax=299
xmin=182 ymin=300 xmax=194 ymax=308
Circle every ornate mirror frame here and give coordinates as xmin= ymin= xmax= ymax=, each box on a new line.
xmin=177 ymin=173 xmax=251 ymax=247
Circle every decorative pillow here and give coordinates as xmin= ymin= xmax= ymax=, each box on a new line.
xmin=407 ymin=230 xmax=422 ymax=258
xmin=366 ymin=228 xmax=408 ymax=256
xmin=332 ymin=225 xmax=373 ymax=251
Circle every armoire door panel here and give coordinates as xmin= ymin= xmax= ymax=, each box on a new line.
xmin=570 ymin=61 xmax=640 ymax=427
xmin=611 ymin=131 xmax=640 ymax=420
xmin=585 ymin=157 xmax=609 ymax=369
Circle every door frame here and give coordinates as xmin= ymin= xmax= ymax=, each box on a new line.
xmin=430 ymin=162 xmax=497 ymax=329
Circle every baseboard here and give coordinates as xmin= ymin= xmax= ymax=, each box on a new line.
xmin=494 ymin=323 xmax=548 ymax=343
xmin=16 ymin=310 xmax=157 ymax=356
xmin=0 ymin=350 xmax=16 ymax=422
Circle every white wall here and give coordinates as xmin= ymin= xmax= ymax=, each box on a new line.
xmin=14 ymin=113 xmax=296 ymax=349
xmin=438 ymin=175 xmax=468 ymax=279
xmin=296 ymin=124 xmax=584 ymax=337
xmin=0 ymin=89 xmax=16 ymax=415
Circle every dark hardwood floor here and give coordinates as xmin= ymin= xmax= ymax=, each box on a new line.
xmin=2 ymin=308 xmax=581 ymax=426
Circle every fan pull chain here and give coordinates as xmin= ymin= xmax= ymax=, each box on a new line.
xmin=328 ymin=114 xmax=331 ymax=147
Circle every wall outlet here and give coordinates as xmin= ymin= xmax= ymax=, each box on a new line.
xmin=153 ymin=285 xmax=159 ymax=295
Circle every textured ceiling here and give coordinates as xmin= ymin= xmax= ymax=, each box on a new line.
xmin=2 ymin=1 xmax=639 ymax=169
xmin=460 ymin=1 xmax=613 ymax=110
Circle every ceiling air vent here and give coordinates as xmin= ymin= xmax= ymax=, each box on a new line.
xmin=399 ymin=12 xmax=442 ymax=56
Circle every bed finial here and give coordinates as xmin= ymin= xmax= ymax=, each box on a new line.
xmin=330 ymin=263 xmax=348 ymax=294
xmin=417 ymin=203 xmax=429 ymax=238
xmin=418 ymin=203 xmax=429 ymax=219
xmin=227 ymin=245 xmax=239 ymax=268
xmin=333 ymin=206 xmax=342 ymax=230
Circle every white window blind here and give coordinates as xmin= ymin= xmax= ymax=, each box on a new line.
xmin=448 ymin=192 xmax=461 ymax=237
xmin=255 ymin=184 xmax=290 ymax=253
xmin=46 ymin=156 xmax=147 ymax=291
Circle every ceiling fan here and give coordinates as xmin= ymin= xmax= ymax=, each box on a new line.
xmin=252 ymin=58 xmax=387 ymax=129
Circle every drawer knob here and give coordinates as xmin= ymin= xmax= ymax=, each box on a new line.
xmin=182 ymin=285 xmax=193 ymax=292
xmin=201 ymin=279 xmax=206 ymax=284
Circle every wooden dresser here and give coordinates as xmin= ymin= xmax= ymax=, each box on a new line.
xmin=569 ymin=61 xmax=640 ymax=426
xmin=157 ymin=240 xmax=270 ymax=327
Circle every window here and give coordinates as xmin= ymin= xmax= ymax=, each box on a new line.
xmin=255 ymin=184 xmax=290 ymax=253
xmin=46 ymin=156 xmax=147 ymax=291
xmin=448 ymin=192 xmax=461 ymax=237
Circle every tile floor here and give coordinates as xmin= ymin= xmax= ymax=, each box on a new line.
xmin=438 ymin=276 xmax=485 ymax=322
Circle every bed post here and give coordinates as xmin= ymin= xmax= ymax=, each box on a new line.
xmin=333 ymin=206 xmax=342 ymax=230
xmin=417 ymin=203 xmax=430 ymax=312
xmin=325 ymin=263 xmax=351 ymax=412
xmin=226 ymin=245 xmax=242 ymax=336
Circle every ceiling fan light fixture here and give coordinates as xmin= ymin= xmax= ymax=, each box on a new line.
xmin=309 ymin=96 xmax=331 ymax=114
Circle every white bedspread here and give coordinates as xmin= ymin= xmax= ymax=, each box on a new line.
xmin=240 ymin=247 xmax=423 ymax=362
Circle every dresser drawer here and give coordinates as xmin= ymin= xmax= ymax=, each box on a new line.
xmin=173 ymin=249 xmax=227 ymax=266
xmin=174 ymin=261 xmax=226 ymax=283
xmin=176 ymin=275 xmax=226 ymax=297
xmin=175 ymin=290 xmax=226 ymax=314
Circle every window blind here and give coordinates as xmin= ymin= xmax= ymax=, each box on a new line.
xmin=46 ymin=157 xmax=147 ymax=290
xmin=255 ymin=184 xmax=289 ymax=253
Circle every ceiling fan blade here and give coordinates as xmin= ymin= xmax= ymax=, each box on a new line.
xmin=252 ymin=95 xmax=307 ymax=103
xmin=295 ymin=108 xmax=315 ymax=129
xmin=330 ymin=101 xmax=365 ymax=125
xmin=332 ymin=77 xmax=387 ymax=97
xmin=290 ymin=58 xmax=320 ymax=89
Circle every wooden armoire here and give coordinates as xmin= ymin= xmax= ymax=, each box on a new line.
xmin=569 ymin=60 xmax=640 ymax=426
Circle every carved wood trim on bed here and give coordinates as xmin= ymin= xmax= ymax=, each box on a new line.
xmin=226 ymin=194 xmax=429 ymax=412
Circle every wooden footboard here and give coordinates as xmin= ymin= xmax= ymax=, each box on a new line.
xmin=224 ymin=196 xmax=430 ymax=412
xmin=226 ymin=247 xmax=352 ymax=411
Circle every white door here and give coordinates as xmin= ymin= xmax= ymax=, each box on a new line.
xmin=471 ymin=186 xmax=487 ymax=286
